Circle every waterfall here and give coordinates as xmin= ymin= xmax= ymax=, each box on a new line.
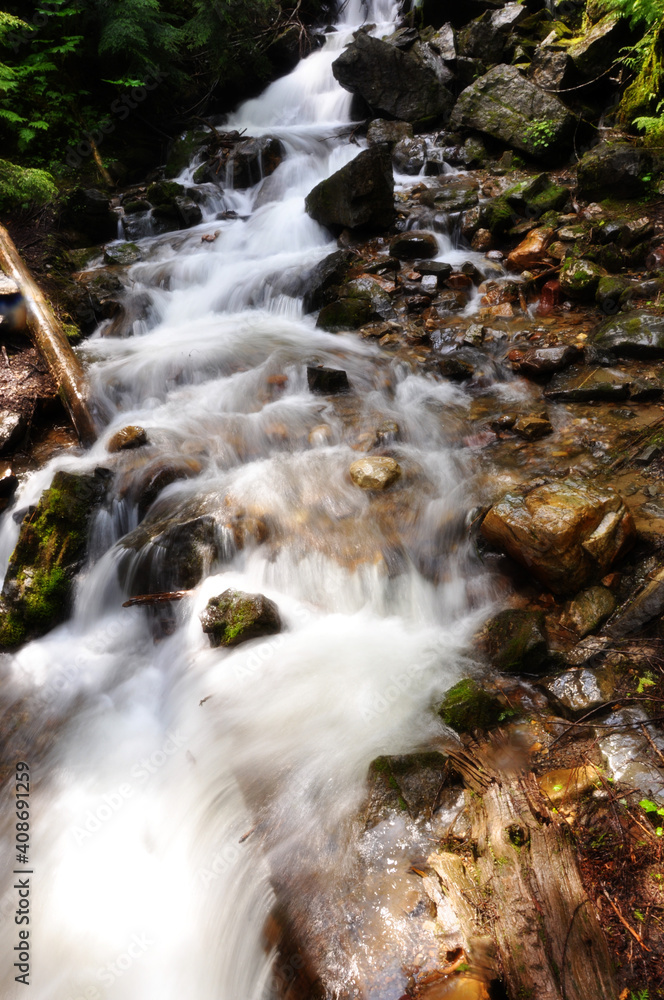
xmin=0 ymin=3 xmax=495 ymax=999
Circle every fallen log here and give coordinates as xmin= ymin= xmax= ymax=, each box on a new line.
xmin=0 ymin=223 xmax=97 ymax=446
xmin=122 ymin=590 xmax=191 ymax=607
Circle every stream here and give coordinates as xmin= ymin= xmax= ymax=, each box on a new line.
xmin=0 ymin=2 xmax=506 ymax=998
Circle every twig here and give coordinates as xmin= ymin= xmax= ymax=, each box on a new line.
xmin=2 ymin=345 xmax=10 ymax=368
xmin=602 ymin=889 xmax=651 ymax=952
xmin=123 ymin=590 xmax=191 ymax=607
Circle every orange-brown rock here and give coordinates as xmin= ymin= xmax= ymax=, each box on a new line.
xmin=506 ymin=227 xmax=555 ymax=270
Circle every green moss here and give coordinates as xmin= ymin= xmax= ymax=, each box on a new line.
xmin=0 ymin=159 xmax=57 ymax=212
xmin=439 ymin=678 xmax=504 ymax=734
xmin=0 ymin=610 xmax=26 ymax=648
xmin=21 ymin=566 xmax=70 ymax=627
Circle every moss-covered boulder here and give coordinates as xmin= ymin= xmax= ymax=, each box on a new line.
xmin=438 ymin=677 xmax=504 ymax=733
xmin=593 ymin=310 xmax=664 ymax=358
xmin=505 ymin=173 xmax=570 ymax=218
xmin=364 ymin=752 xmax=449 ymax=825
xmin=0 ymin=160 xmax=57 ymax=212
xmin=559 ymin=257 xmax=606 ymax=299
xmin=200 ymin=588 xmax=281 ymax=648
xmin=0 ymin=470 xmax=108 ymax=648
xmin=316 ymin=298 xmax=371 ymax=331
xmin=482 ymin=609 xmax=548 ymax=673
xmin=576 ymin=143 xmax=655 ymax=200
xmin=103 ymin=242 xmax=142 ymax=267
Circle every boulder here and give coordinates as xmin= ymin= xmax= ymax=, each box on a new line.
xmin=0 ymin=470 xmax=107 ymax=648
xmin=480 ymin=479 xmax=635 ymax=595
xmin=482 ymin=609 xmax=548 ymax=673
xmin=565 ymin=585 xmax=616 ymax=637
xmin=316 ymin=299 xmax=371 ymax=331
xmin=302 ymin=249 xmax=356 ymax=313
xmin=543 ymin=666 xmax=617 ymax=716
xmin=349 ymin=456 xmax=401 ymax=490
xmin=200 ymin=589 xmax=281 ymax=648
xmin=559 ymin=257 xmax=607 ymax=299
xmin=438 ymin=678 xmax=504 ymax=733
xmin=592 ymin=311 xmax=664 ymax=358
xmin=103 ymin=242 xmax=142 ymax=267
xmin=457 ymin=2 xmax=528 ymax=64
xmin=450 ymin=64 xmax=575 ymax=160
xmin=510 ymin=345 xmax=580 ymax=377
xmin=331 ymin=32 xmax=454 ymax=123
xmin=392 ymin=137 xmax=427 ymax=174
xmin=529 ymin=47 xmax=574 ymax=91
xmin=576 ymin=143 xmax=655 ymax=200
xmin=366 ymin=119 xmax=414 ymax=148
xmin=107 ymin=425 xmax=148 ymax=453
xmin=596 ymin=275 xmax=633 ymax=313
xmin=390 ymin=231 xmax=438 ymax=259
xmin=365 ymin=752 xmax=451 ymax=824
xmin=0 ymin=411 xmax=26 ymax=453
xmin=304 ymin=146 xmax=394 ymax=231
xmin=544 ymin=367 xmax=632 ymax=401
xmin=506 ymin=227 xmax=555 ymax=270
xmin=165 ymin=128 xmax=210 ymax=178
xmin=119 ymin=512 xmax=218 ymax=595
xmin=307 ymin=366 xmax=350 ymax=395
xmin=505 ymin=174 xmax=570 ymax=218
xmin=567 ymin=14 xmax=623 ymax=78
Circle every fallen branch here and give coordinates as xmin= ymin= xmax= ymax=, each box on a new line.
xmin=602 ymin=889 xmax=651 ymax=952
xmin=122 ymin=590 xmax=191 ymax=607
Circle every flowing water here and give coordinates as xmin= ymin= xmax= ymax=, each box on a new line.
xmin=1 ymin=3 xmax=501 ymax=998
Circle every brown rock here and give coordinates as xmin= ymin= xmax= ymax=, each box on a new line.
xmin=506 ymin=227 xmax=555 ymax=270
xmin=510 ymin=345 xmax=580 ymax=378
xmin=108 ymin=425 xmax=148 ymax=453
xmin=513 ymin=415 xmax=553 ymax=440
xmin=349 ymin=456 xmax=401 ymax=490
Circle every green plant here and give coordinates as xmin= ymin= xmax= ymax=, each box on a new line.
xmin=523 ymin=118 xmax=558 ymax=151
xmin=639 ymin=798 xmax=664 ymax=835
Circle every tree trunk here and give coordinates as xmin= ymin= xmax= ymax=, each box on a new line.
xmin=0 ymin=224 xmax=97 ymax=446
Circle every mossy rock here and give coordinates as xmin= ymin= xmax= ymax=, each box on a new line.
xmin=0 ymin=470 xmax=108 ymax=648
xmin=365 ymin=751 xmax=449 ymax=823
xmin=316 ymin=298 xmax=371 ymax=332
xmin=146 ymin=180 xmax=185 ymax=207
xmin=482 ymin=609 xmax=549 ymax=673
xmin=438 ymin=678 xmax=504 ymax=733
xmin=559 ymin=257 xmax=606 ymax=300
xmin=165 ymin=129 xmax=210 ymax=179
xmin=200 ymin=588 xmax=281 ymax=648
xmin=480 ymin=195 xmax=514 ymax=235
xmin=0 ymin=159 xmax=57 ymax=213
xmin=505 ymin=173 xmax=570 ymax=219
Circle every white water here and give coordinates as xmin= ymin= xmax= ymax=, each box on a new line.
xmin=0 ymin=3 xmax=495 ymax=999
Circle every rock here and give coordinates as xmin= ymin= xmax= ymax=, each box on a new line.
xmin=0 ymin=470 xmax=107 ymax=648
xmin=349 ymin=456 xmax=401 ymax=490
xmin=0 ymin=410 xmax=26 ymax=453
xmin=438 ymin=678 xmax=504 ymax=733
xmin=593 ymin=311 xmax=664 ymax=358
xmin=510 ymin=345 xmax=580 ymax=378
xmin=413 ymin=260 xmax=452 ymax=279
xmin=596 ymin=707 xmax=664 ymax=803
xmin=302 ymin=249 xmax=356 ymax=312
xmin=544 ymin=367 xmax=632 ymax=401
xmin=134 ymin=460 xmax=198 ymax=518
xmin=595 ymin=275 xmax=632 ymax=313
xmin=568 ymin=14 xmax=623 ymax=78
xmin=107 ymin=425 xmax=148 ymax=453
xmin=566 ymin=586 xmax=616 ymax=638
xmin=390 ymin=231 xmax=438 ymax=260
xmin=307 ymin=366 xmax=350 ymax=395
xmin=200 ymin=589 xmax=281 ymax=648
xmin=481 ymin=609 xmax=548 ymax=673
xmin=439 ymin=356 xmax=475 ymax=380
xmin=513 ymin=414 xmax=553 ymax=440
xmin=529 ymin=47 xmax=574 ymax=90
xmin=481 ymin=479 xmax=635 ymax=595
xmin=450 ymin=65 xmax=575 ymax=160
xmin=538 ymin=766 xmax=599 ymax=805
xmin=505 ymin=174 xmax=570 ymax=218
xmin=120 ymin=513 xmax=217 ymax=594
xmin=316 ymin=298 xmax=371 ymax=331
xmin=576 ymin=143 xmax=655 ymax=200
xmin=146 ymin=180 xmax=185 ymax=206
xmin=559 ymin=258 xmax=607 ymax=299
xmin=198 ymin=137 xmax=284 ymax=190
xmin=0 ymin=465 xmax=17 ymax=499
xmin=331 ymin=32 xmax=454 ymax=123
xmin=103 ymin=242 xmax=141 ymax=267
xmin=304 ymin=146 xmax=394 ymax=231
xmin=175 ymin=196 xmax=203 ymax=228
xmin=366 ymin=119 xmax=414 ymax=148
xmin=392 ymin=137 xmax=427 ymax=174
xmin=165 ymin=128 xmax=210 ymax=178
xmin=457 ymin=2 xmax=528 ymax=63
xmin=365 ymin=752 xmax=454 ymax=825
xmin=506 ymin=227 xmax=555 ymax=270
xmin=471 ymin=228 xmax=492 ymax=252
xmin=605 ymin=565 xmax=664 ymax=638
xmin=63 ymin=187 xmax=117 ymax=241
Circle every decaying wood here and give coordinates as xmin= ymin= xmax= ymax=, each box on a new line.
xmin=423 ymin=740 xmax=618 ymax=1000
xmin=0 ymin=224 xmax=97 ymax=445
xmin=122 ymin=590 xmax=191 ymax=607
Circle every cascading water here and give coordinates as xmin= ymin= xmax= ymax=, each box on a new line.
xmin=1 ymin=3 xmax=499 ymax=998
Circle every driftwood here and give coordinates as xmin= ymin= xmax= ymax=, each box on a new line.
xmin=0 ymin=223 xmax=97 ymax=445
xmin=424 ymin=740 xmax=617 ymax=1000
xmin=122 ymin=590 xmax=191 ymax=607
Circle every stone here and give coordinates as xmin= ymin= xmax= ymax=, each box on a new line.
xmin=0 ymin=470 xmax=107 ymax=648
xmin=0 ymin=465 xmax=17 ymax=498
xmin=316 ymin=299 xmax=371 ymax=331
xmin=304 ymin=146 xmax=394 ymax=231
xmin=390 ymin=231 xmax=438 ymax=260
xmin=103 ymin=242 xmax=141 ymax=267
xmin=605 ymin=566 xmax=664 ymax=638
xmin=392 ymin=137 xmax=426 ymax=175
xmin=568 ymin=14 xmax=623 ymax=78
xmin=482 ymin=609 xmax=548 ymax=673
xmin=450 ymin=64 xmax=575 ymax=160
xmin=413 ymin=260 xmax=452 ymax=278
xmin=538 ymin=766 xmax=599 ymax=805
xmin=506 ymin=227 xmax=555 ymax=270
xmin=510 ymin=345 xmax=580 ymax=378
xmin=200 ymin=589 xmax=281 ymax=648
xmin=165 ymin=128 xmax=210 ymax=178
xmin=480 ymin=479 xmax=635 ymax=595
xmin=302 ymin=249 xmax=356 ymax=312
xmin=366 ymin=119 xmax=414 ymax=148
xmin=120 ymin=513 xmax=217 ymax=594
xmin=505 ymin=174 xmax=570 ymax=218
xmin=529 ymin=47 xmax=574 ymax=91
xmin=576 ymin=143 xmax=655 ymax=200
xmin=331 ymin=32 xmax=454 ymax=123
xmin=438 ymin=678 xmax=504 ymax=733
xmin=134 ymin=462 xmax=197 ymax=518
xmin=0 ymin=410 xmax=26 ymax=453
xmin=513 ymin=414 xmax=553 ymax=440
xmin=593 ymin=311 xmax=664 ymax=358
xmin=544 ymin=367 xmax=632 ymax=402
xmin=107 ymin=425 xmax=148 ymax=453
xmin=365 ymin=752 xmax=453 ymax=825
xmin=559 ymin=258 xmax=607 ymax=299
xmin=307 ymin=366 xmax=350 ymax=395
xmin=439 ymin=356 xmax=474 ymax=380
xmin=175 ymin=195 xmax=203 ymax=228
xmin=595 ymin=275 xmax=632 ymax=313
xmin=349 ymin=456 xmax=401 ymax=490
xmin=471 ymin=228 xmax=492 ymax=252
xmin=420 ymin=274 xmax=438 ymax=294
xmin=457 ymin=2 xmax=528 ymax=63
xmin=566 ymin=586 xmax=616 ymax=638
xmin=225 ymin=136 xmax=284 ymax=189
xmin=596 ymin=707 xmax=664 ymax=803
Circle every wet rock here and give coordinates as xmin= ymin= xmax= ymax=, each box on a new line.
xmin=316 ymin=298 xmax=371 ymax=331
xmin=135 ymin=461 xmax=198 ymax=518
xmin=559 ymin=258 xmax=607 ymax=299
xmin=566 ymin=585 xmax=616 ymax=638
xmin=146 ymin=179 xmax=185 ymax=207
xmin=302 ymin=249 xmax=356 ymax=312
xmin=545 ymin=367 xmax=632 ymax=402
xmin=414 ymin=260 xmax=452 ymax=279
xmin=529 ymin=47 xmax=574 ymax=90
xmin=568 ymin=14 xmax=623 ymax=78
xmin=438 ymin=677 xmax=504 ymax=733
xmin=482 ymin=609 xmax=548 ymax=673
xmin=506 ymin=227 xmax=555 ymax=270
xmin=0 ymin=410 xmax=26 ymax=453
xmin=505 ymin=174 xmax=570 ymax=218
xmin=120 ymin=512 xmax=217 ymax=594
xmin=545 ymin=665 xmax=617 ymax=716
xmin=331 ymin=32 xmax=454 ymax=123
xmin=304 ymin=146 xmax=394 ymax=231
xmin=457 ymin=2 xmax=528 ymax=63
xmin=365 ymin=751 xmax=451 ymax=824
xmin=439 ymin=356 xmax=475 ymax=380
xmin=596 ymin=707 xmax=664 ymax=802
xmin=538 ymin=766 xmax=599 ymax=805
xmin=593 ymin=310 xmax=664 ymax=358
xmin=0 ymin=465 xmax=17 ymax=499
xmin=471 ymin=228 xmax=492 ymax=252
xmin=576 ymin=143 xmax=655 ymax=200
xmin=165 ymin=128 xmax=210 ymax=178
xmin=103 ymin=242 xmax=141 ymax=267
xmin=513 ymin=414 xmax=553 ymax=440
xmin=390 ymin=231 xmax=438 ymax=259
xmin=605 ymin=565 xmax=664 ymax=638
xmin=510 ymin=345 xmax=580 ymax=378
xmin=450 ymin=65 xmax=575 ymax=160
xmin=0 ymin=470 xmax=107 ymax=648
xmin=366 ymin=118 xmax=413 ymax=148
xmin=349 ymin=456 xmax=401 ymax=490
xmin=392 ymin=136 xmax=427 ymax=174
xmin=307 ymin=366 xmax=350 ymax=395
xmin=175 ymin=195 xmax=203 ymax=228
xmin=107 ymin=425 xmax=149 ymax=453
xmin=204 ymin=136 xmax=284 ymax=189
xmin=595 ymin=275 xmax=632 ymax=313
xmin=200 ymin=588 xmax=281 ymax=648
xmin=481 ymin=479 xmax=635 ymax=596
